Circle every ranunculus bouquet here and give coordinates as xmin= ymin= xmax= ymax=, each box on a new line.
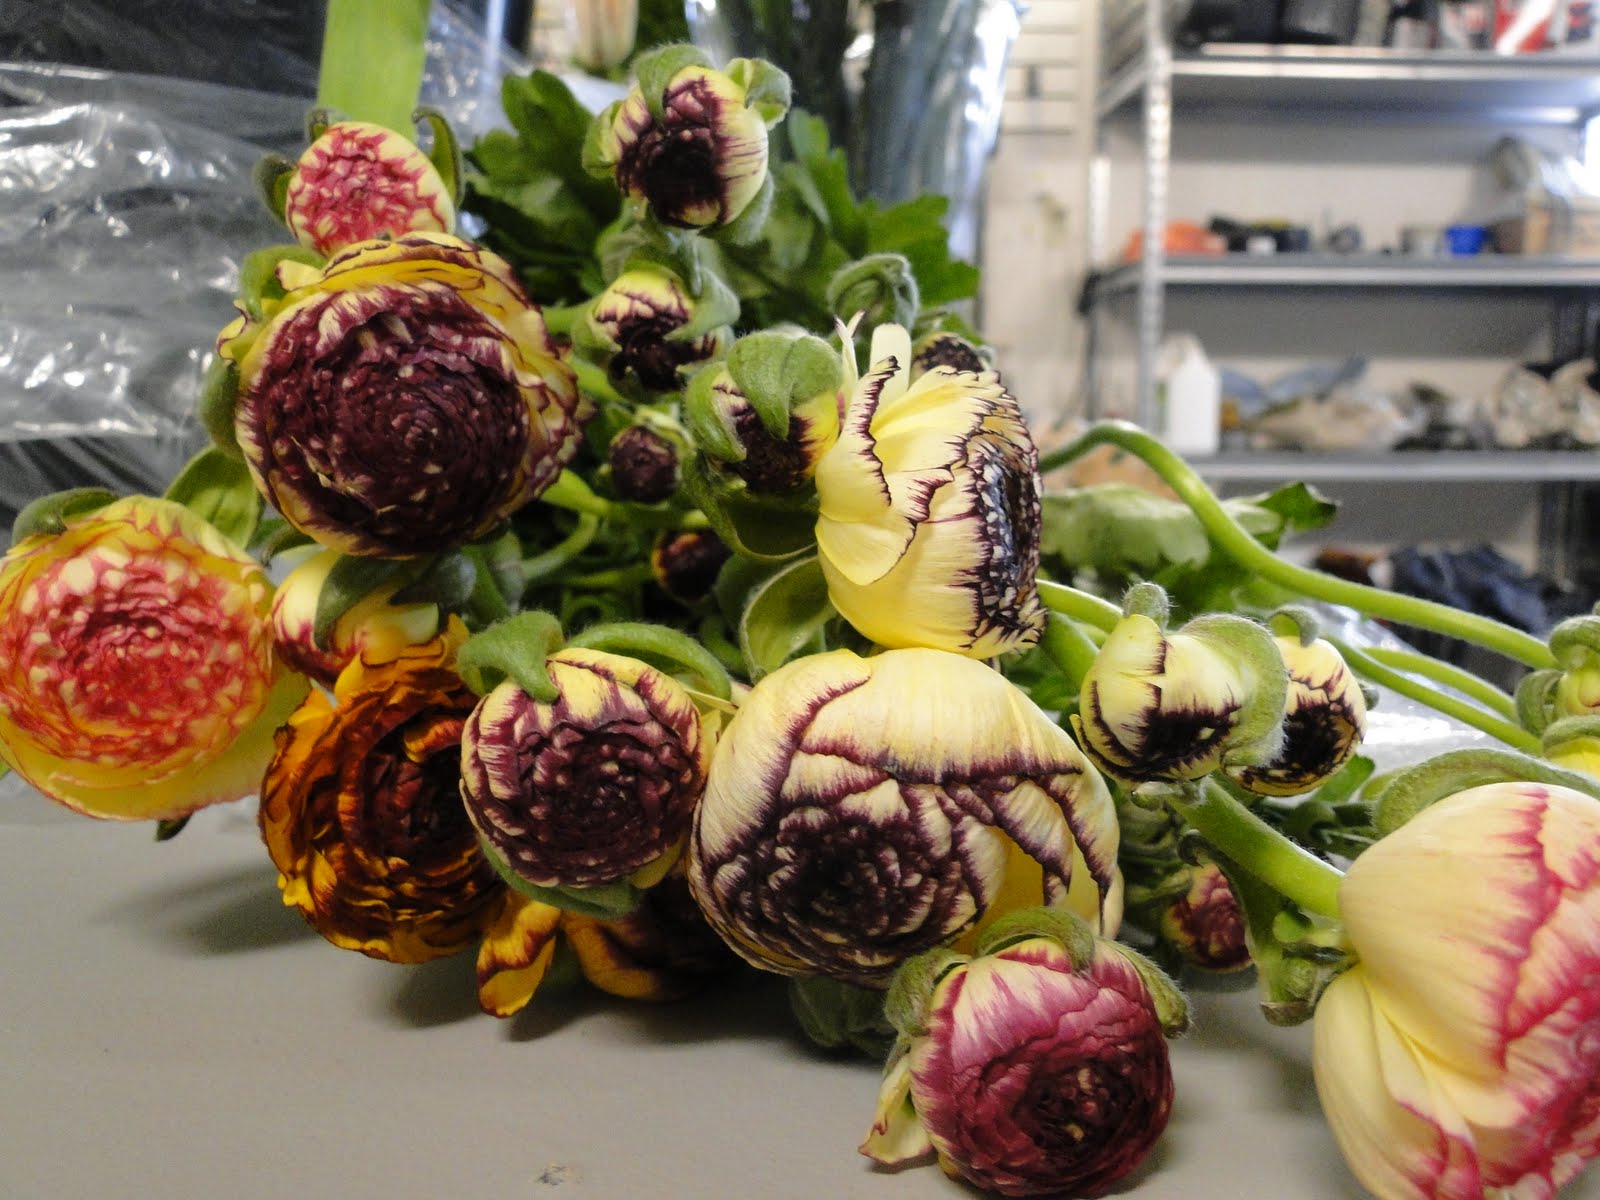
xmin=4 ymin=5 xmax=1600 ymax=1199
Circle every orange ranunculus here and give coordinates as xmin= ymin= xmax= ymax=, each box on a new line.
xmin=0 ymin=496 xmax=307 ymax=820
xmin=259 ymin=620 xmax=504 ymax=962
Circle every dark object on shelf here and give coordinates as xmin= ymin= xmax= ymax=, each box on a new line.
xmin=1175 ymin=0 xmax=1282 ymax=46
xmin=1209 ymin=216 xmax=1313 ymax=253
xmin=1281 ymin=0 xmax=1363 ymax=43
xmin=1384 ymin=0 xmax=1441 ymax=47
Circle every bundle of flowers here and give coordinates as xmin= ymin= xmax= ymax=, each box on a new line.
xmin=3 ymin=8 xmax=1598 ymax=1199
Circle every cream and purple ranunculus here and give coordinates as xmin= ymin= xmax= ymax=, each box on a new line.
xmin=460 ymin=648 xmax=711 ymax=892
xmin=1227 ymin=634 xmax=1367 ymax=796
xmin=218 ymin=232 xmax=589 ymax=558
xmin=813 ymin=324 xmax=1046 ymax=659
xmin=687 ymin=647 xmax=1118 ymax=987
xmin=1312 ymin=781 xmax=1600 ymax=1199
xmin=0 ymin=496 xmax=307 ymax=820
xmin=864 ymin=920 xmax=1179 ymax=1197
xmin=283 ymin=120 xmax=455 ymax=257
xmin=584 ymin=267 xmax=726 ymax=392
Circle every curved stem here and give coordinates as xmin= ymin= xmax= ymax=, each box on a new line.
xmin=1039 ymin=423 xmax=1555 ymax=670
xmin=521 ymin=514 xmax=601 ymax=589
xmin=1363 ymin=644 xmax=1519 ymax=722
xmin=1037 ymin=579 xmax=1122 ymax=633
xmin=565 ymin=563 xmax=655 ymax=589
xmin=1165 ymin=779 xmax=1344 ymax=920
xmin=1329 ymin=638 xmax=1542 ymax=755
xmin=1038 ymin=613 xmax=1102 ymax=692
xmin=542 ymin=470 xmax=616 ymax=519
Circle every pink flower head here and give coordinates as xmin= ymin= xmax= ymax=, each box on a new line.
xmin=284 ymin=120 xmax=455 ymax=257
xmin=1313 ymin=781 xmax=1600 ymax=1199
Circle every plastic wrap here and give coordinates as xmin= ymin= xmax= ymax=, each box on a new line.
xmin=0 ymin=2 xmax=533 ymax=532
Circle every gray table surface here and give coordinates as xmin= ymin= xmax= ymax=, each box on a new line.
xmin=0 ymin=795 xmax=1594 ymax=1200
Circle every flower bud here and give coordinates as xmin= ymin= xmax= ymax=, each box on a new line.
xmin=584 ymin=267 xmax=727 ymax=392
xmin=1226 ymin=634 xmax=1367 ymax=797
xmin=1156 ymin=861 xmax=1250 ymax=972
xmin=911 ymin=331 xmax=989 ymax=378
xmin=814 ymin=323 xmax=1045 ymax=659
xmin=650 ymin=528 xmax=730 ymax=605
xmin=1313 ymin=781 xmax=1600 ymax=1200
xmin=687 ymin=647 xmax=1119 ymax=986
xmin=607 ymin=424 xmax=681 ymax=504
xmin=586 ymin=49 xmax=789 ymax=230
xmin=1073 ymin=608 xmax=1286 ymax=784
xmin=826 ymin=254 xmax=920 ymax=334
xmin=270 ymin=547 xmax=442 ymax=685
xmin=864 ymin=914 xmax=1178 ymax=1196
xmin=1551 ymin=615 xmax=1600 ymax=718
xmin=283 ymin=120 xmax=455 ymax=257
xmin=461 ymin=648 xmax=711 ymax=894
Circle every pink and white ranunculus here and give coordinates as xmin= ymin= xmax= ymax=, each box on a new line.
xmin=1312 ymin=781 xmax=1600 ymax=1199
xmin=864 ymin=930 xmax=1176 ymax=1197
xmin=283 ymin=120 xmax=455 ymax=256
xmin=0 ymin=496 xmax=307 ymax=820
xmin=218 ymin=232 xmax=588 ymax=558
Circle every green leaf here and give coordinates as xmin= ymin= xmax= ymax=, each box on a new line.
xmin=198 ymin=355 xmax=243 ymax=455
xmin=251 ymin=153 xmax=294 ymax=223
xmin=681 ymin=455 xmax=818 ymax=562
xmin=476 ymin=834 xmax=642 ymax=919
xmin=414 ymin=106 xmax=464 ymax=204
xmin=456 ymin=610 xmax=566 ymax=700
xmin=162 ymin=447 xmax=263 ymax=549
xmin=1243 ymin=481 xmax=1340 ymax=545
xmin=389 ymin=552 xmax=477 ymax=611
xmin=10 ymin=487 xmax=118 ymax=546
xmin=237 ymin=244 xmax=323 ymax=320
xmin=738 ymin=555 xmax=834 ymax=679
xmin=313 ymin=556 xmax=411 ymax=648
xmin=727 ymin=330 xmax=840 ymax=438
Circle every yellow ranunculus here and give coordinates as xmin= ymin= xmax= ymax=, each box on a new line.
xmin=814 ymin=324 xmax=1046 ymax=658
xmin=1312 ymin=782 xmax=1600 ymax=1199
xmin=0 ymin=496 xmax=307 ymax=820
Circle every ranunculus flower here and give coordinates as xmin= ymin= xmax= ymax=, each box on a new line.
xmin=650 ymin=528 xmax=730 ymax=605
xmin=1227 ymin=634 xmax=1367 ymax=796
xmin=813 ymin=324 xmax=1045 ymax=659
xmin=283 ymin=120 xmax=455 ymax=257
xmin=911 ymin=330 xmax=989 ymax=378
xmin=690 ymin=363 xmax=839 ymax=494
xmin=864 ymin=925 xmax=1177 ymax=1196
xmin=687 ymin=647 xmax=1119 ymax=987
xmin=590 ymin=55 xmax=777 ymax=229
xmin=218 ymin=232 xmax=589 ymax=558
xmin=0 ymin=496 xmax=307 ymax=820
xmin=1073 ymin=610 xmax=1284 ymax=784
xmin=584 ymin=267 xmax=725 ymax=391
xmin=270 ymin=547 xmax=442 ymax=686
xmin=461 ymin=648 xmax=711 ymax=892
xmin=607 ymin=424 xmax=681 ymax=504
xmin=260 ymin=622 xmax=506 ymax=962
xmin=1312 ymin=782 xmax=1600 ymax=1199
xmin=1157 ymin=861 xmax=1249 ymax=972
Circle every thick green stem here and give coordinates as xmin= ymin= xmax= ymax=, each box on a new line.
xmin=1039 ymin=423 xmax=1555 ymax=670
xmin=317 ymin=0 xmax=432 ymax=134
xmin=1037 ymin=579 xmax=1122 ymax=633
xmin=1038 ymin=614 xmax=1102 ymax=691
xmin=1166 ymin=779 xmax=1344 ymax=920
xmin=1329 ymin=638 xmax=1542 ymax=755
xmin=521 ymin=515 xmax=601 ymax=589
xmin=1363 ymin=644 xmax=1519 ymax=723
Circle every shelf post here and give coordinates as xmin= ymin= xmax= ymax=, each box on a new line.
xmin=1137 ymin=0 xmax=1172 ymax=431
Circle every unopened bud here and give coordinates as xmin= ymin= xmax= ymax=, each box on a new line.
xmin=608 ymin=425 xmax=680 ymax=503
xmin=651 ymin=528 xmax=731 ymax=604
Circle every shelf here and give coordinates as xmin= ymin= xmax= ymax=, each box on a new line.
xmin=1186 ymin=449 xmax=1600 ymax=482
xmin=1098 ymin=45 xmax=1600 ymax=123
xmin=1090 ymin=254 xmax=1600 ymax=297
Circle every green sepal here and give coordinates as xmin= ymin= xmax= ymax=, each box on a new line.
xmin=669 ymin=268 xmax=741 ymax=344
xmin=249 ymin=517 xmax=315 ymax=564
xmin=1372 ymin=746 xmax=1600 ymax=837
xmin=476 ymin=834 xmax=642 ymax=920
xmin=413 ymin=106 xmax=463 ymax=204
xmin=238 ymin=244 xmax=324 ymax=321
xmin=788 ymin=976 xmax=895 ymax=1059
xmin=738 ymin=555 xmax=834 ymax=680
xmin=1181 ymin=611 xmax=1289 ymax=769
xmin=304 ymin=105 xmax=340 ymax=143
xmin=1222 ymin=860 xmax=1351 ymax=1027
xmin=725 ymin=57 xmax=793 ymax=126
xmin=252 ymin=153 xmax=295 ymax=224
xmin=154 ymin=815 xmax=190 ymax=842
xmin=581 ymin=99 xmax=626 ymax=178
xmin=313 ymin=555 xmax=411 ymax=648
xmin=681 ymin=454 xmax=818 ymax=562
xmin=198 ymin=355 xmax=244 ymax=456
xmin=389 ymin=551 xmax=477 ymax=611
xmin=1549 ymin=610 xmax=1600 ymax=668
xmin=1542 ymin=714 xmax=1600 ymax=758
xmin=974 ymin=906 xmax=1098 ymax=969
xmin=683 ymin=367 xmax=747 ymax=463
xmin=883 ymin=946 xmax=969 ymax=1039
xmin=162 ymin=446 xmax=263 ymax=549
xmin=706 ymin=169 xmax=774 ymax=247
xmin=567 ymin=619 xmax=734 ymax=701
xmin=825 ymin=253 xmax=920 ymax=335
xmin=634 ymin=43 xmax=712 ymax=122
xmin=10 ymin=487 xmax=119 ymax=545
xmin=1516 ymin=668 xmax=1563 ymax=736
xmin=1266 ymin=605 xmax=1322 ymax=645
xmin=1120 ymin=580 xmax=1171 ymax=627
xmin=727 ymin=329 xmax=840 ymax=440
xmin=456 ymin=610 xmax=566 ymax=701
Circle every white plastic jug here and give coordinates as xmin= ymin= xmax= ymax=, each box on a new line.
xmin=1156 ymin=334 xmax=1222 ymax=457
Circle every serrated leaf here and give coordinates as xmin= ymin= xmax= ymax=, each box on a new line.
xmin=738 ymin=555 xmax=834 ymax=679
xmin=1245 ymin=481 xmax=1340 ymax=544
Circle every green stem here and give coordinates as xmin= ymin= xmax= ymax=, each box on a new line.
xmin=317 ymin=0 xmax=432 ymax=134
xmin=542 ymin=470 xmax=617 ymax=519
xmin=1037 ymin=579 xmax=1122 ymax=633
xmin=1363 ymin=644 xmax=1519 ymax=723
xmin=1166 ymin=779 xmax=1344 ymax=920
xmin=1329 ymin=638 xmax=1542 ymax=755
xmin=1039 ymin=423 xmax=1555 ymax=671
xmin=565 ymin=563 xmax=656 ymax=589
xmin=573 ymin=357 xmax=637 ymax=410
xmin=1038 ymin=614 xmax=1102 ymax=691
xmin=521 ymin=514 xmax=602 ymax=589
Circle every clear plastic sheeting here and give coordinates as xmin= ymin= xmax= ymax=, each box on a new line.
xmin=0 ymin=2 xmax=534 ymax=534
